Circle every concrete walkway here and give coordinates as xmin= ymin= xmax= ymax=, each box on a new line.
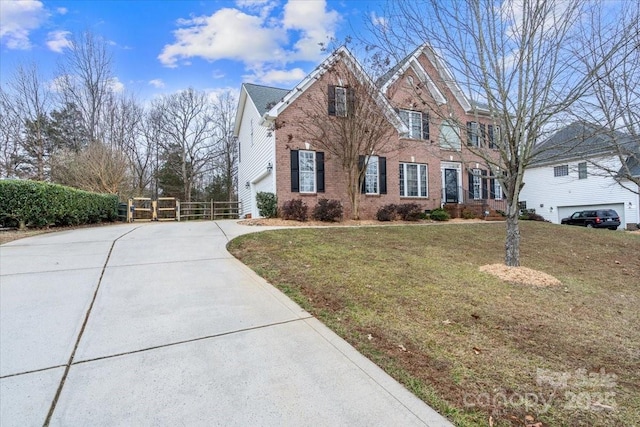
xmin=0 ymin=221 xmax=452 ymax=426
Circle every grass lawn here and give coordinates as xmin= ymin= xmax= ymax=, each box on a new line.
xmin=228 ymin=221 xmax=640 ymax=427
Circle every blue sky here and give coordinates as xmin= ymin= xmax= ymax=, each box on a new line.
xmin=0 ymin=0 xmax=383 ymax=100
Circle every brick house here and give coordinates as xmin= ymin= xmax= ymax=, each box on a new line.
xmin=234 ymin=45 xmax=505 ymax=219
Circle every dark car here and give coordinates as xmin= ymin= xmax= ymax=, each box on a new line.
xmin=561 ymin=209 xmax=621 ymax=230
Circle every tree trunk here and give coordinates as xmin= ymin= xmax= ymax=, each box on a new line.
xmin=505 ymin=212 xmax=520 ymax=267
xmin=347 ymin=170 xmax=360 ymax=220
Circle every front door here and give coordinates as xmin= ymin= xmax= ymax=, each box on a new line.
xmin=444 ymin=168 xmax=459 ymax=203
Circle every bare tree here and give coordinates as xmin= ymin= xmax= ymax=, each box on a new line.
xmin=51 ymin=141 xmax=130 ymax=194
xmin=2 ymin=62 xmax=54 ymax=180
xmin=211 ymin=91 xmax=238 ymax=201
xmin=56 ymin=30 xmax=114 ymax=144
xmin=367 ymin=0 xmax=629 ymax=265
xmin=152 ymin=88 xmax=218 ymax=202
xmin=291 ymin=49 xmax=397 ymax=219
xmin=572 ymin=3 xmax=640 ymax=194
xmin=0 ymin=88 xmax=25 ymax=178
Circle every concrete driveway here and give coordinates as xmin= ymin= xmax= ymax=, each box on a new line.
xmin=0 ymin=221 xmax=452 ymax=426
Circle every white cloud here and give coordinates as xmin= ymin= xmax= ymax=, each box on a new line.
xmin=149 ymin=79 xmax=165 ymax=88
xmin=109 ymin=77 xmax=125 ymax=93
xmin=211 ymin=70 xmax=225 ymax=79
xmin=46 ymin=30 xmax=72 ymax=53
xmin=56 ymin=7 xmax=68 ymax=15
xmin=159 ymin=8 xmax=286 ymax=68
xmin=283 ymin=0 xmax=339 ymax=61
xmin=244 ymin=67 xmax=306 ymax=85
xmin=158 ymin=0 xmax=340 ymax=84
xmin=0 ymin=0 xmax=48 ymax=50
xmin=370 ymin=12 xmax=387 ymax=30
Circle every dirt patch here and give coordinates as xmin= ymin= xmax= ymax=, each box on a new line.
xmin=238 ymin=217 xmax=487 ymax=227
xmin=480 ymin=263 xmax=562 ymax=287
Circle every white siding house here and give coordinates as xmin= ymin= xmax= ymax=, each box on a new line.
xmin=234 ymin=83 xmax=288 ymax=218
xmin=520 ymin=123 xmax=640 ymax=229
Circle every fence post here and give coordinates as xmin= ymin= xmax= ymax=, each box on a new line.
xmin=176 ymin=200 xmax=180 ymax=221
xmin=211 ymin=200 xmax=214 ymax=220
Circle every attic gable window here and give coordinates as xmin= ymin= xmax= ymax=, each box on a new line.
xmin=328 ymin=85 xmax=349 ymax=117
xmin=399 ymin=110 xmax=429 ymax=140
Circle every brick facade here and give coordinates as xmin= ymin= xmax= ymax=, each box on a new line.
xmin=253 ymin=46 xmax=503 ymax=220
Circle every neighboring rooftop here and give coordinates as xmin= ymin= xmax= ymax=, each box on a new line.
xmin=243 ymin=83 xmax=290 ymax=116
xmin=532 ymin=121 xmax=640 ymax=167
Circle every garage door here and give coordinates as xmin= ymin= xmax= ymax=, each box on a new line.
xmin=558 ymin=203 xmax=625 ymax=230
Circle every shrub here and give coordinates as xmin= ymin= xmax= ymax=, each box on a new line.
xmin=376 ymin=204 xmax=397 ymax=221
xmin=281 ymin=199 xmax=308 ymax=221
xmin=461 ymin=208 xmax=478 ymax=219
xmin=396 ymin=203 xmax=423 ymax=221
xmin=519 ymin=209 xmax=548 ymax=222
xmin=429 ymin=208 xmax=450 ymax=221
xmin=312 ymin=199 xmax=343 ymax=222
xmin=0 ymin=179 xmax=118 ymax=229
xmin=255 ymin=192 xmax=277 ymax=218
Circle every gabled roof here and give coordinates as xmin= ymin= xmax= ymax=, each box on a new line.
xmin=244 ymin=83 xmax=290 ymax=116
xmin=531 ymin=121 xmax=640 ymax=168
xmin=376 ymin=43 xmax=485 ymax=114
xmin=233 ymin=83 xmax=290 ymax=136
xmin=263 ymin=46 xmax=408 ymax=135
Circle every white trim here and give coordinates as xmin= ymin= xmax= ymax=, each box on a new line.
xmin=441 ymin=161 xmax=463 ymax=204
xmin=379 ymin=51 xmax=447 ymax=105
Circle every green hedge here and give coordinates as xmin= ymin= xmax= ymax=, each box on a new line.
xmin=0 ymin=180 xmax=118 ymax=228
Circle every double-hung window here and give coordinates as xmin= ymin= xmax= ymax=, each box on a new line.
xmin=399 ymin=110 xmax=428 ymax=140
xmin=299 ymin=150 xmax=316 ymax=193
xmin=578 ymin=162 xmax=587 ymax=179
xmin=471 ymin=169 xmax=483 ymax=200
xmin=359 ymin=155 xmax=387 ymax=195
xmin=493 ymin=179 xmax=503 ymax=200
xmin=365 ymin=156 xmax=379 ymax=194
xmin=467 ymin=121 xmax=487 ymax=147
xmin=399 ymin=163 xmax=428 ymax=197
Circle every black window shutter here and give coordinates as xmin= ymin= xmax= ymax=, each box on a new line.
xmin=489 ymin=178 xmax=496 ymax=199
xmin=328 ymin=85 xmax=336 ymax=116
xmin=379 ymin=157 xmax=387 ymax=194
xmin=467 ymin=122 xmax=473 ymax=145
xmin=480 ymin=124 xmax=486 ymax=147
xmin=481 ymin=170 xmax=489 ymax=199
xmin=290 ymin=150 xmax=299 ymax=192
xmin=422 ymin=112 xmax=429 ymax=140
xmin=358 ymin=155 xmax=366 ymax=194
xmin=468 ymin=171 xmax=474 ymax=199
xmin=316 ymin=152 xmax=325 ymax=193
